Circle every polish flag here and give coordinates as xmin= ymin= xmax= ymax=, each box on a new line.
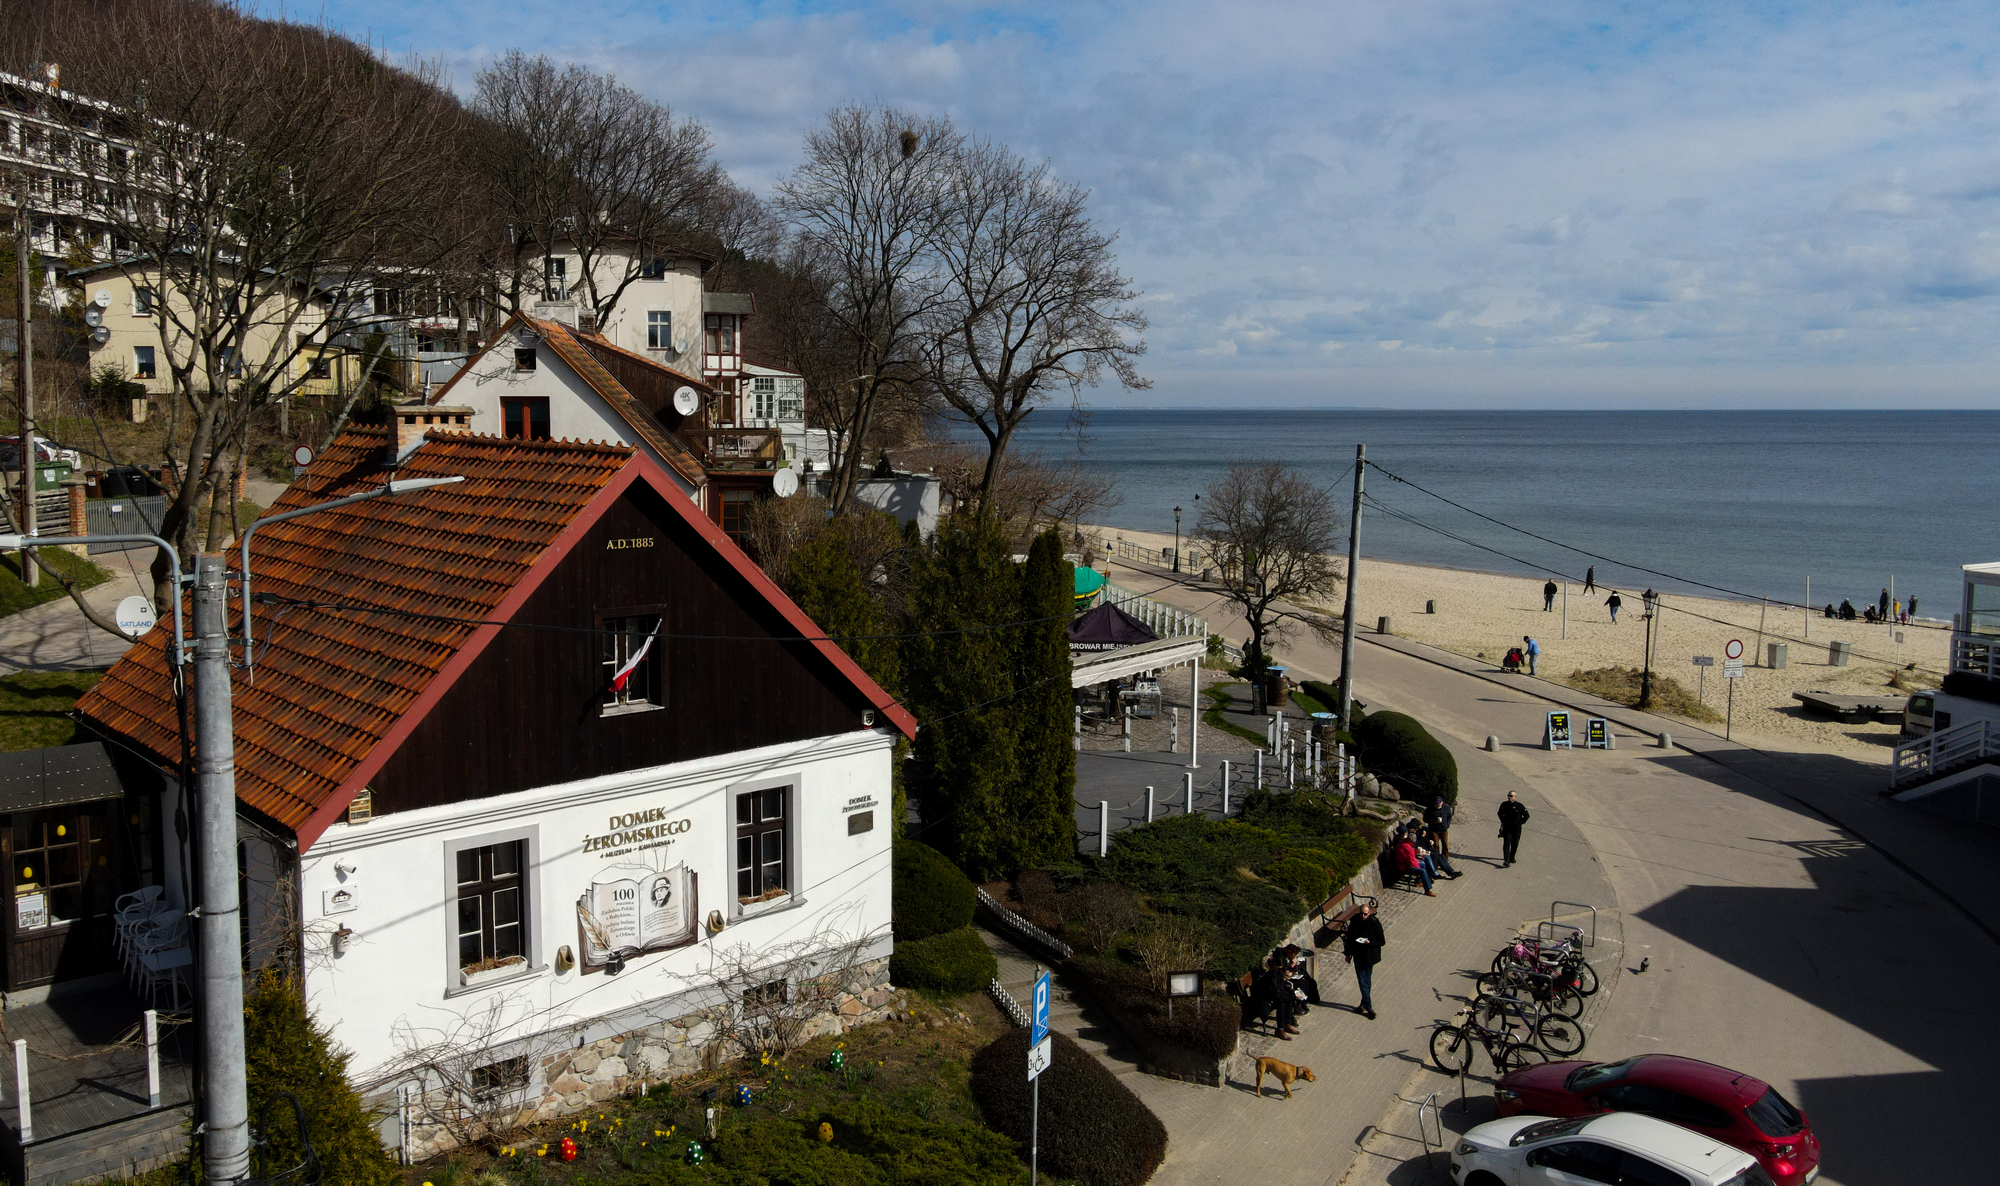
xmin=611 ymin=621 xmax=661 ymax=693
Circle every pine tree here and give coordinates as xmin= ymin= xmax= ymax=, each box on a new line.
xmin=243 ymin=970 xmax=400 ymax=1186
xmin=783 ymin=517 xmax=899 ymax=696
xmin=1011 ymin=528 xmax=1076 ymax=867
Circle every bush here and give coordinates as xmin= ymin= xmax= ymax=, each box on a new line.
xmin=1071 ymin=954 xmax=1241 ymax=1059
xmin=1265 ymin=855 xmax=1332 ymax=909
xmin=894 ymin=838 xmax=976 ymax=941
xmin=890 ymin=925 xmax=997 ymax=993
xmin=244 ymin=970 xmax=399 ymax=1186
xmin=971 ymin=1030 xmax=1167 ymax=1186
xmin=643 ymin=1099 xmax=1029 ymax=1185
xmin=1351 ymin=710 xmax=1459 ymax=805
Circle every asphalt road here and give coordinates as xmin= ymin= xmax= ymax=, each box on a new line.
xmin=1113 ymin=561 xmax=1999 ymax=1186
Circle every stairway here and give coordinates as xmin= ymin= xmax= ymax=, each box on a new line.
xmin=976 ymin=925 xmax=1152 ymax=1083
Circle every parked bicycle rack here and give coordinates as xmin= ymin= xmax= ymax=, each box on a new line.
xmin=1417 ymin=1089 xmax=1448 ymax=1176
xmin=1535 ymin=919 xmax=1584 ymax=948
xmin=1549 ymin=900 xmax=1599 ymax=947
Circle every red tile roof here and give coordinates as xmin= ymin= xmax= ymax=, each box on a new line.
xmin=75 ymin=426 xmax=916 ymax=848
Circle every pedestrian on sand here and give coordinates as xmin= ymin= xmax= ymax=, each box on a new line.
xmin=1342 ymin=902 xmax=1385 ymax=1020
xmin=1893 ymin=598 xmax=1902 ymax=624
xmin=1497 ymin=791 xmax=1531 ymax=867
xmin=1910 ymin=595 xmax=1919 ymax=620
xmin=1840 ymin=599 xmax=1856 ymax=621
xmin=1425 ymin=793 xmax=1454 ymax=861
xmin=1583 ymin=566 xmax=1597 ymax=592
xmin=1523 ymin=635 xmax=1540 ymax=676
xmin=1543 ymin=580 xmax=1558 ymax=611
xmin=1605 ymin=591 xmax=1623 ymax=624
xmin=1879 ymin=588 xmax=1890 ymax=619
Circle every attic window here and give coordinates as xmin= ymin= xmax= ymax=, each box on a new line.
xmin=513 ymin=348 xmax=536 ymax=372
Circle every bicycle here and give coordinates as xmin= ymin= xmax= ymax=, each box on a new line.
xmin=1471 ymin=989 xmax=1588 ymax=1058
xmin=1430 ymin=1005 xmax=1555 ymax=1075
xmin=1493 ymin=935 xmax=1600 ymax=997
xmin=1475 ymin=962 xmax=1585 ymax=1020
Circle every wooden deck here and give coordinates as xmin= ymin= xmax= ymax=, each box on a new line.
xmin=0 ymin=985 xmax=193 ymax=1186
xmin=1793 ymin=689 xmax=1908 ymax=721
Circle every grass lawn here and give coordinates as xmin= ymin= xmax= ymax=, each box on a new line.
xmin=0 ymin=548 xmax=112 ymax=617
xmin=0 ymin=670 xmax=105 ymax=751
xmin=406 ymin=994 xmax=1047 ymax=1186
xmin=1200 ymin=681 xmax=1270 ymax=745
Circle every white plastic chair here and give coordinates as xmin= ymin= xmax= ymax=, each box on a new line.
xmin=124 ymin=909 xmax=184 ymax=987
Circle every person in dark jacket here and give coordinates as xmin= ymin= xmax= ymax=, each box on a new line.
xmin=1583 ymin=566 xmax=1596 ymax=593
xmin=1879 ymin=588 xmax=1890 ymax=620
xmin=1425 ymin=794 xmax=1456 ymax=865
xmin=1253 ymin=949 xmax=1300 ymax=1039
xmin=1605 ymin=591 xmax=1623 ymax=623
xmin=1282 ymin=943 xmax=1320 ymax=1007
xmin=1342 ymin=902 xmax=1385 ymax=1019
xmin=1497 ymin=791 xmax=1531 ymax=867
xmin=1543 ymin=580 xmax=1558 ymax=611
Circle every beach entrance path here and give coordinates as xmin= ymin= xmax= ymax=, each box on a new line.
xmin=1098 ymin=556 xmax=2000 ymax=1186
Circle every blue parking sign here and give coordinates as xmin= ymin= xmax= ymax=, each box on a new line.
xmin=1031 ymin=972 xmax=1051 ymax=1049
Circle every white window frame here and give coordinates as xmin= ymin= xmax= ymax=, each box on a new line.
xmin=442 ymin=824 xmax=543 ymax=997
xmin=132 ymin=345 xmax=156 ymax=380
xmin=729 ymin=772 xmax=806 ymax=922
xmin=752 ymin=376 xmax=776 ymax=421
xmin=647 ymin=310 xmax=672 ymax=351
xmin=132 ymin=287 xmax=155 ymax=316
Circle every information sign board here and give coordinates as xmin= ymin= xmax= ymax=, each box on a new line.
xmin=1692 ymin=656 xmax=1714 ymax=668
xmin=1585 ymin=718 xmax=1610 ymax=748
xmin=1545 ymin=711 xmax=1572 ymax=750
xmin=1030 ymin=971 xmax=1051 ymax=1049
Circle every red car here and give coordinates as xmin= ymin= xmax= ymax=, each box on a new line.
xmin=1496 ymin=1055 xmax=1820 ymax=1186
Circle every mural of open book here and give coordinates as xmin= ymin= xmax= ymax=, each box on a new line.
xmin=576 ymin=862 xmax=699 ymax=970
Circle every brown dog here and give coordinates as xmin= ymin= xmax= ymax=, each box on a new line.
xmin=1253 ymin=1056 xmax=1316 ymax=1099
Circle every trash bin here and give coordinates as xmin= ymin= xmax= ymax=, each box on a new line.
xmin=1767 ymin=642 xmax=1788 ymax=669
xmin=1310 ymin=711 xmax=1338 ymax=747
xmin=1265 ymin=666 xmax=1291 ymax=707
xmin=1828 ymin=641 xmax=1851 ymax=667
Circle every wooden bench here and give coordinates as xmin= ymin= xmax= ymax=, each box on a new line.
xmin=1313 ymin=885 xmax=1374 ymax=948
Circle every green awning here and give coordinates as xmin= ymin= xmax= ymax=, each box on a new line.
xmin=1073 ymin=566 xmax=1107 ymax=604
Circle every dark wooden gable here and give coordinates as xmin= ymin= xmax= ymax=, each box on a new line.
xmin=369 ymin=481 xmax=874 ymax=817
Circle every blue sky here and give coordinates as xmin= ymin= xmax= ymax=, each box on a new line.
xmin=279 ymin=1 xmax=2000 ymax=407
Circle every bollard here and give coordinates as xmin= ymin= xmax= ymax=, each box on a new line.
xmin=1659 ymin=730 xmax=1673 ymax=749
xmin=1378 ymin=615 xmax=1393 ymax=635
xmin=1766 ymin=642 xmax=1788 ymax=670
xmin=1184 ymin=773 xmax=1194 ymax=816
xmin=1485 ymin=735 xmax=1499 ymax=752
xmin=1099 ymin=802 xmax=1109 ymax=857
xmin=1073 ymin=707 xmax=1081 ymax=753
xmin=1221 ymin=760 xmax=1232 ymax=814
xmin=1123 ymin=706 xmax=1133 ymax=752
xmin=1145 ymin=785 xmax=1155 ymax=822
xmin=15 ymin=1038 xmax=29 ymax=1142
xmin=1828 ymin=641 xmax=1851 ymax=668
xmin=1426 ymin=599 xmax=1436 ymax=614
xmin=1170 ymin=707 xmax=1180 ymax=754
xmin=146 ymin=1010 xmax=161 ymax=1108
xmin=1256 ymin=748 xmax=1264 ymax=790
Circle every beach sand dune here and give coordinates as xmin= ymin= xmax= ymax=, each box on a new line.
xmin=1087 ymin=524 xmax=1944 ymax=764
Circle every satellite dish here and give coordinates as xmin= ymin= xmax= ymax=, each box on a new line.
xmin=93 ymin=290 xmax=111 ymax=308
xmin=83 ymin=307 xmax=103 ymax=328
xmin=114 ymin=595 xmax=157 ymax=639
xmin=772 ymin=468 xmax=800 ymax=498
xmin=671 ymin=386 xmax=700 ymax=416
xmin=90 ymin=325 xmax=109 ymax=345
xmin=292 ymin=445 xmax=315 ymax=466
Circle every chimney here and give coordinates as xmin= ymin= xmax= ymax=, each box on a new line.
xmin=576 ymin=307 xmax=600 ymax=336
xmin=531 ymin=300 xmax=578 ymax=328
xmin=390 ymin=403 xmax=474 ymax=464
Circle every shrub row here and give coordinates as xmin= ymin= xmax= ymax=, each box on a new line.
xmin=889 ymin=925 xmax=997 ymax=993
xmin=1351 ymin=709 xmax=1459 ymax=805
xmin=972 ymin=1029 xmax=1167 ymax=1186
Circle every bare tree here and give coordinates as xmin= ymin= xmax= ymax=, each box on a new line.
xmin=1195 ymin=463 xmax=1343 ymax=712
xmin=472 ymin=53 xmax=722 ymax=322
xmin=773 ymin=107 xmax=961 ymax=514
xmin=901 ymin=440 xmax=1118 ymax=542
xmin=698 ymin=929 xmax=883 ymax=1062
xmin=924 ymin=139 xmax=1147 ymax=510
xmin=380 ymin=990 xmax=568 ymax=1154
xmin=21 ymin=4 xmax=464 ymax=604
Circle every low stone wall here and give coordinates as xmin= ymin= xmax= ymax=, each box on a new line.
xmin=397 ymin=956 xmax=902 ymax=1160
xmin=1083 ymin=991 xmax=1237 ymax=1088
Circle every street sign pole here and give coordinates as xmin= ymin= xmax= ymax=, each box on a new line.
xmin=1028 ymin=969 xmax=1052 ymax=1186
xmin=1727 ymin=674 xmax=1735 ymax=741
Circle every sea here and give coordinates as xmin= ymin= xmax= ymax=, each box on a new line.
xmin=1005 ymin=408 xmax=1998 ymax=617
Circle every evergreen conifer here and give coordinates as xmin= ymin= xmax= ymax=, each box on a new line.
xmin=1009 ymin=529 xmax=1076 ymax=868
xmin=243 ymin=969 xmax=400 ymax=1186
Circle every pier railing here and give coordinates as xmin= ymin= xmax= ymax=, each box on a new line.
xmin=1103 ymin=581 xmax=1207 ymax=640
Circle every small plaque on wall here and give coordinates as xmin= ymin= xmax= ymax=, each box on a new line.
xmin=847 ymin=811 xmax=874 ymax=835
xmin=323 ymin=886 xmax=359 ymax=916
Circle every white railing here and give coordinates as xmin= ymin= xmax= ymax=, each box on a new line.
xmin=1099 ymin=533 xmax=1219 ymax=575
xmin=1103 ymin=581 xmax=1207 ymax=640
xmin=1951 ymin=632 xmax=2000 ymax=679
xmin=1891 ymin=718 xmax=2000 ymax=789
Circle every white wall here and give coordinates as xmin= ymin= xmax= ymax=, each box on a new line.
xmin=296 ymin=728 xmax=896 ymax=1081
xmin=547 ymin=247 xmax=705 ymax=372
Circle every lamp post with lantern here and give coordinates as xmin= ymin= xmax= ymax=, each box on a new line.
xmin=1173 ymin=505 xmax=1182 ymax=572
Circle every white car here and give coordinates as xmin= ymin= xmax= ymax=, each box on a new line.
xmin=1451 ymin=1112 xmax=1778 ymax=1186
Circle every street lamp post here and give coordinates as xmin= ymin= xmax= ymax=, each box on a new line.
xmin=1172 ymin=506 xmax=1182 ymax=573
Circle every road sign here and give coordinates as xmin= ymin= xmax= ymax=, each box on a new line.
xmin=1724 ymin=638 xmax=1745 ymax=660
xmin=114 ymin=595 xmax=157 ymax=638
xmin=1723 ymin=659 xmax=1745 ymax=679
xmin=292 ymin=445 xmax=315 ymax=467
xmin=1030 ymin=971 xmax=1051 ymax=1049
xmin=1692 ymin=655 xmax=1714 ymax=667
xmin=1027 ymin=1035 xmax=1053 ymax=1081
xmin=1545 ymin=710 xmax=1572 ymax=750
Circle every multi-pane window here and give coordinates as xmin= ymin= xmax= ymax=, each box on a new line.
xmin=133 ymin=346 xmax=156 ymax=380
xmin=544 ymin=257 xmax=567 ymax=299
xmin=705 ymin=313 xmax=736 ymax=357
xmin=640 ymin=257 xmax=667 ymax=280
xmin=133 ymin=287 xmax=155 ymax=316
xmin=600 ymin=613 xmax=662 ymax=710
xmin=735 ymin=788 xmax=790 ymax=905
xmin=501 ymin=397 xmax=550 ymax=441
xmin=455 ymin=841 xmax=525 ymax=972
xmin=720 ymin=489 xmax=755 ymax=542
xmin=777 ymin=378 xmax=804 ymax=422
xmin=752 ymin=376 xmax=776 ymax=421
xmin=471 ymin=1056 xmax=530 ymax=1101
xmin=647 ymin=310 xmax=672 ymax=350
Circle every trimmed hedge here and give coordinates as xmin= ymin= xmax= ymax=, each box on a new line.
xmin=1352 ymin=709 xmax=1459 ymax=805
xmin=972 ymin=1030 xmax=1167 ymax=1186
xmin=890 ymin=925 xmax=997 ymax=993
xmin=1073 ymin=954 xmax=1241 ymax=1059
xmin=244 ymin=971 xmax=400 ymax=1186
xmin=894 ymin=838 xmax=976 ymax=941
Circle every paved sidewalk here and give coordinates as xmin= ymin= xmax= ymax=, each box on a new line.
xmin=0 ymin=546 xmax=156 ymax=672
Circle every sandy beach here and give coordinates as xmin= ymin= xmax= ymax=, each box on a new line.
xmin=1084 ymin=523 xmax=1948 ymax=765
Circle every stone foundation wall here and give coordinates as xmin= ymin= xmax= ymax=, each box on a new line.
xmin=397 ymin=956 xmax=901 ymax=1161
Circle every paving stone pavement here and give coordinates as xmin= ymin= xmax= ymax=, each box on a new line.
xmin=0 ymin=545 xmax=155 ymax=672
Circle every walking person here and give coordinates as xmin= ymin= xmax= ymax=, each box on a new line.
xmin=1342 ymin=902 xmax=1385 ymax=1020
xmin=1879 ymin=588 xmax=1890 ymax=620
xmin=1583 ymin=566 xmax=1597 ymax=593
xmin=1605 ymin=591 xmax=1623 ymax=623
xmin=1543 ymin=580 xmax=1558 ymax=611
xmin=1523 ymin=635 xmax=1540 ymax=676
xmin=1909 ymin=595 xmax=1919 ymax=620
xmin=1498 ymin=791 xmax=1531 ymax=867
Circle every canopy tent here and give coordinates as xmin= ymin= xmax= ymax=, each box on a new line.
xmin=1067 ymin=600 xmax=1158 ymax=652
xmin=1073 ymin=566 xmax=1107 ymax=606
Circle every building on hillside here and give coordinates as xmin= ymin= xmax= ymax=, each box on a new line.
xmin=75 ymin=424 xmax=915 ymax=1158
xmin=1887 ymin=562 xmax=2000 ymax=817
xmin=425 ymin=304 xmax=809 ymax=541
xmin=0 ymin=66 xmax=132 ymax=266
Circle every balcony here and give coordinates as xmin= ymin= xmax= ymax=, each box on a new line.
xmin=1952 ymin=632 xmax=2000 ymax=679
xmin=684 ymin=427 xmax=783 ymax=471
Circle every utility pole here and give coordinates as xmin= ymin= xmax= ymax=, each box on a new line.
xmin=193 ymin=553 xmax=250 ymax=1186
xmin=1337 ymin=444 xmax=1364 ymax=730
xmin=14 ymin=212 xmax=34 ymax=587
